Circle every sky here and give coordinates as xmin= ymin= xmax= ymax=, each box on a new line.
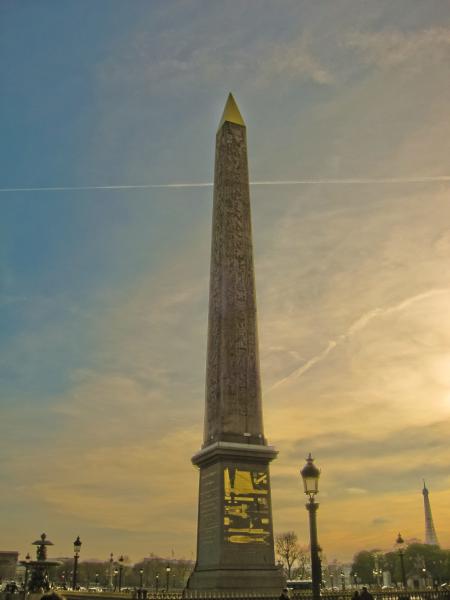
xmin=1 ymin=0 xmax=450 ymax=565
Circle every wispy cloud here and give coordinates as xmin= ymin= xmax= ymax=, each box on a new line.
xmin=347 ymin=27 xmax=450 ymax=69
xmin=348 ymin=487 xmax=368 ymax=495
xmin=30 ymin=428 xmax=199 ymax=535
xmin=100 ymin=25 xmax=332 ymax=90
xmin=271 ymin=288 xmax=449 ymax=389
xmin=3 ymin=0 xmax=450 ymax=561
xmin=372 ymin=517 xmax=390 ymax=526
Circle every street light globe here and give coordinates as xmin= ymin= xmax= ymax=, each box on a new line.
xmin=73 ymin=536 xmax=82 ymax=555
xmin=166 ymin=565 xmax=171 ymax=573
xmin=300 ymin=453 xmax=320 ymax=496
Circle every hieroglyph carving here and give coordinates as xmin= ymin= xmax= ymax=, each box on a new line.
xmin=204 ymin=121 xmax=264 ymax=445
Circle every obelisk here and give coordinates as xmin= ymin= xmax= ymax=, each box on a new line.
xmin=187 ymin=94 xmax=283 ymax=591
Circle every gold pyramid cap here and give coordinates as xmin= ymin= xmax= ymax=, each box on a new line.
xmin=218 ymin=93 xmax=245 ymax=130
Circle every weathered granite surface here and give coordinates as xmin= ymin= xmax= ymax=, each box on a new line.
xmin=188 ymin=96 xmax=283 ymax=592
xmin=204 ymin=117 xmax=264 ymax=448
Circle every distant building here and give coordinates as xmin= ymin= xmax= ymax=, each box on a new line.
xmin=0 ymin=551 xmax=19 ymax=581
xmin=326 ymin=561 xmax=352 ymax=588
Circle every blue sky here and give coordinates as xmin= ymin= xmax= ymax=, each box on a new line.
xmin=1 ymin=0 xmax=450 ymax=563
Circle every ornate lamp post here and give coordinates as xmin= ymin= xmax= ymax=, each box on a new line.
xmin=109 ymin=553 xmax=114 ymax=590
xmin=318 ymin=547 xmax=324 ymax=589
xmin=300 ymin=454 xmax=322 ymax=600
xmin=340 ymin=571 xmax=346 ymax=591
xmin=139 ymin=568 xmax=144 ymax=589
xmin=373 ymin=553 xmax=382 ymax=588
xmin=165 ymin=565 xmax=171 ymax=592
xmin=155 ymin=573 xmax=159 ymax=593
xmin=353 ymin=572 xmax=358 ymax=588
xmin=23 ymin=553 xmax=31 ymax=599
xmin=113 ymin=569 xmax=119 ymax=591
xmin=396 ymin=533 xmax=407 ymax=589
xmin=95 ymin=573 xmax=99 ymax=587
xmin=72 ymin=536 xmax=82 ymax=590
xmin=118 ymin=555 xmax=124 ymax=592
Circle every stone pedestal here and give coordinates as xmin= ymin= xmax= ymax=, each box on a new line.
xmin=187 ymin=443 xmax=284 ymax=591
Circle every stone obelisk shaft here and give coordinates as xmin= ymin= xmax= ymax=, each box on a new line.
xmin=204 ymin=95 xmax=264 ymax=448
xmin=187 ymin=94 xmax=283 ymax=592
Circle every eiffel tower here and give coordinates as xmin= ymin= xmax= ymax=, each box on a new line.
xmin=422 ymin=481 xmax=439 ymax=546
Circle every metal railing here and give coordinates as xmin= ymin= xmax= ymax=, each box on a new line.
xmin=59 ymin=589 xmax=450 ymax=600
xmin=2 ymin=588 xmax=447 ymax=600
xmin=291 ymin=592 xmax=450 ymax=600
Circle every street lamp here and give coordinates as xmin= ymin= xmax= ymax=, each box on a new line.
xmin=422 ymin=567 xmax=427 ymax=587
xmin=23 ymin=553 xmax=31 ymax=599
xmin=72 ymin=536 xmax=82 ymax=590
xmin=396 ymin=533 xmax=407 ymax=589
xmin=353 ymin=572 xmax=358 ymax=588
xmin=318 ymin=547 xmax=324 ymax=589
xmin=372 ymin=569 xmax=380 ymax=587
xmin=340 ymin=571 xmax=346 ymax=591
xmin=114 ymin=569 xmax=119 ymax=591
xmin=109 ymin=553 xmax=114 ymax=590
xmin=155 ymin=573 xmax=159 ymax=593
xmin=118 ymin=555 xmax=124 ymax=592
xmin=165 ymin=565 xmax=171 ymax=592
xmin=300 ymin=454 xmax=322 ymax=600
xmin=373 ymin=553 xmax=382 ymax=588
xmin=95 ymin=573 xmax=99 ymax=587
xmin=139 ymin=569 xmax=144 ymax=589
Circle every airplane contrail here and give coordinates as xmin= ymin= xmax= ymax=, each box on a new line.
xmin=0 ymin=183 xmax=213 ymax=193
xmin=269 ymin=287 xmax=450 ymax=391
xmin=1 ymin=176 xmax=450 ymax=193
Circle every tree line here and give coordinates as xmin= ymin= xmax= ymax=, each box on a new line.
xmin=275 ymin=531 xmax=450 ymax=587
xmin=351 ymin=544 xmax=450 ymax=586
xmin=49 ymin=555 xmax=193 ymax=590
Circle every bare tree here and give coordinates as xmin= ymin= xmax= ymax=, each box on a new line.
xmin=294 ymin=546 xmax=311 ymax=580
xmin=276 ymin=531 xmax=306 ymax=580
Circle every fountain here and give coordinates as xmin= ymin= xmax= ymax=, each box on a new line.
xmin=20 ymin=533 xmax=62 ymax=593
